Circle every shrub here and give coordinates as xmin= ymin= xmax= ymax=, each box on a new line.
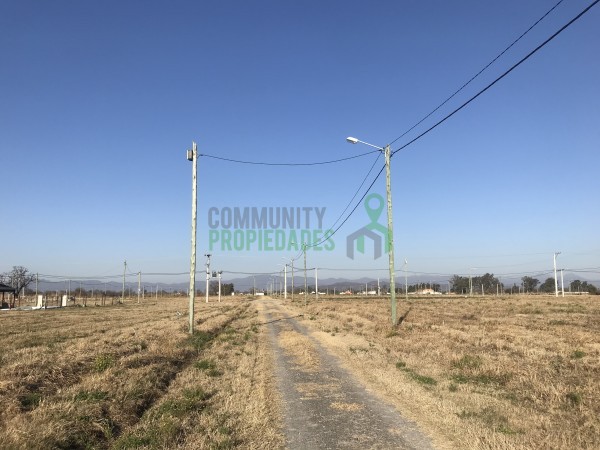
xmin=571 ymin=350 xmax=585 ymax=359
xmin=452 ymin=355 xmax=482 ymax=370
xmin=94 ymin=354 xmax=115 ymax=372
xmin=566 ymin=392 xmax=582 ymax=406
xmin=395 ymin=361 xmax=407 ymax=369
xmin=19 ymin=392 xmax=42 ymax=410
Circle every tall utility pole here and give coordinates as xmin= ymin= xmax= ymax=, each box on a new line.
xmin=291 ymin=259 xmax=295 ymax=301
xmin=553 ymin=252 xmax=561 ymax=297
xmin=137 ymin=272 xmax=141 ymax=304
xmin=303 ymin=243 xmax=307 ymax=306
xmin=217 ymin=270 xmax=222 ymax=302
xmin=122 ymin=260 xmax=126 ymax=303
xmin=346 ymin=138 xmax=397 ymax=326
xmin=560 ymin=268 xmax=565 ymax=297
xmin=283 ymin=264 xmax=287 ymax=299
xmin=187 ymin=141 xmax=198 ymax=334
xmin=205 ymin=253 xmax=211 ymax=303
xmin=315 ymin=267 xmax=318 ymax=300
xmin=383 ymin=144 xmax=397 ymax=325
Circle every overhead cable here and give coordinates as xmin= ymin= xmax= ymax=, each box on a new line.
xmin=327 ymin=152 xmax=382 ymax=232
xmin=301 ymin=0 xmax=599 ymax=253
xmin=199 ymin=150 xmax=379 ymax=166
xmin=391 ymin=0 xmax=600 ymax=157
xmin=307 ymin=163 xmax=386 ymax=249
xmin=388 ymin=0 xmax=567 ymax=146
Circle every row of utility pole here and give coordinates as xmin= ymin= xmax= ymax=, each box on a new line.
xmin=186 ymin=136 xmax=401 ymax=333
xmin=184 ymin=138 xmax=572 ymax=337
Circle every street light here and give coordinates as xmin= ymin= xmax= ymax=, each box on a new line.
xmin=186 ymin=142 xmax=198 ymax=335
xmin=204 ymin=254 xmax=212 ymax=303
xmin=346 ymin=136 xmax=397 ymax=326
xmin=217 ymin=270 xmax=223 ymax=302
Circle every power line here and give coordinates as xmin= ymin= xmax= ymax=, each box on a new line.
xmin=223 ymin=270 xmax=282 ymax=276
xmin=32 ymin=266 xmax=599 ymax=286
xmin=39 ymin=273 xmax=123 ymax=280
xmin=204 ymin=1 xmax=598 ymax=262
xmin=307 ymin=163 xmax=386 ymax=249
xmin=137 ymin=272 xmax=189 ymax=276
xmin=266 ymin=154 xmax=381 ymax=263
xmin=199 ymin=150 xmax=379 ymax=166
xmin=34 ymin=5 xmax=599 ymax=288
xmin=284 ymin=152 xmax=382 ymax=256
xmin=202 ymin=151 xmax=383 ymax=258
xmin=327 ymin=152 xmax=382 ymax=232
xmin=301 ymin=0 xmax=598 ymax=253
xmin=388 ymin=0 xmax=566 ymax=146
xmin=317 ymin=267 xmax=389 ymax=272
xmin=391 ymin=0 xmax=600 ymax=157
xmin=38 ymin=272 xmax=192 ymax=279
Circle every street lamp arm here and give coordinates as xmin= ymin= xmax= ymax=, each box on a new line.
xmin=346 ymin=137 xmax=384 ymax=151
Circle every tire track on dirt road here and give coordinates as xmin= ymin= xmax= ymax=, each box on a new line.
xmin=259 ymin=298 xmax=435 ymax=450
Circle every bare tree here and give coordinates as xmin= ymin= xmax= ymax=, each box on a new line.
xmin=0 ymin=266 xmax=35 ymax=307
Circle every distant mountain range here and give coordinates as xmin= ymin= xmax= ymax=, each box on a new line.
xmin=33 ymin=272 xmax=596 ymax=294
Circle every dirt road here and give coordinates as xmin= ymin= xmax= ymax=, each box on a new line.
xmin=259 ymin=298 xmax=435 ymax=450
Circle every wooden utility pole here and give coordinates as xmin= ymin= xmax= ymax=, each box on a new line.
xmin=187 ymin=142 xmax=198 ymax=334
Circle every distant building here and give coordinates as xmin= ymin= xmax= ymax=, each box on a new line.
xmin=0 ymin=283 xmax=17 ymax=308
xmin=417 ymin=288 xmax=441 ymax=295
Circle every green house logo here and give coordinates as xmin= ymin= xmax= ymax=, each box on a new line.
xmin=346 ymin=193 xmax=388 ymax=260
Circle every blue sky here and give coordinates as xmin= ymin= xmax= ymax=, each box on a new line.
xmin=1 ymin=0 xmax=599 ymax=285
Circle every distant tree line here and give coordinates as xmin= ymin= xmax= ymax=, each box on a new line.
xmin=522 ymin=276 xmax=597 ymax=294
xmin=448 ymin=273 xmax=598 ymax=295
xmin=569 ymin=279 xmax=597 ymax=294
xmin=208 ymin=281 xmax=234 ymax=296
xmin=450 ymin=273 xmax=501 ymax=295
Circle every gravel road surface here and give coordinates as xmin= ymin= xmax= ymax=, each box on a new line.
xmin=260 ymin=298 xmax=436 ymax=450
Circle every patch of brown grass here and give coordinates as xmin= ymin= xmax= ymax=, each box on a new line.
xmin=294 ymin=382 xmax=342 ymax=400
xmin=330 ymin=401 xmax=364 ymax=411
xmin=286 ymin=295 xmax=600 ymax=449
xmin=277 ymin=329 xmax=321 ymax=371
xmin=0 ymin=297 xmax=284 ymax=449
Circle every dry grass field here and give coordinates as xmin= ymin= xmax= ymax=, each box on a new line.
xmin=0 ymin=298 xmax=283 ymax=449
xmin=285 ymin=294 xmax=600 ymax=449
xmin=2 ymin=294 xmax=598 ymax=449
